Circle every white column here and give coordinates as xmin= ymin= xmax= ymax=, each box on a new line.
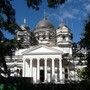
xmin=44 ymin=59 xmax=47 ymax=82
xmin=14 ymin=59 xmax=17 ymax=76
xmin=59 ymin=58 xmax=63 ymax=82
xmin=52 ymin=59 xmax=55 ymax=81
xmin=26 ymin=60 xmax=29 ymax=77
xmin=27 ymin=61 xmax=30 ymax=77
xmin=23 ymin=59 xmax=25 ymax=77
xmin=30 ymin=59 xmax=32 ymax=77
xmin=25 ymin=61 xmax=27 ymax=77
xmin=46 ymin=31 xmax=49 ymax=40
xmin=37 ymin=59 xmax=40 ymax=82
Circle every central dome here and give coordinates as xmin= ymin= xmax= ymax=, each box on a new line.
xmin=36 ymin=18 xmax=54 ymax=29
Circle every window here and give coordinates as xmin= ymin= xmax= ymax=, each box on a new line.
xmin=37 ymin=36 xmax=39 ymax=40
xmin=65 ymin=68 xmax=68 ymax=79
xmin=20 ymin=69 xmax=22 ymax=77
xmin=43 ymin=33 xmax=46 ymax=39
xmin=62 ymin=35 xmax=66 ymax=40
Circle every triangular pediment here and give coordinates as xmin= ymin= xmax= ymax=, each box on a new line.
xmin=22 ymin=45 xmax=63 ymax=55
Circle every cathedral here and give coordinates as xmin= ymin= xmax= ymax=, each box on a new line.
xmin=5 ymin=17 xmax=85 ymax=83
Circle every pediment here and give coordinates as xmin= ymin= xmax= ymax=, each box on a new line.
xmin=22 ymin=45 xmax=63 ymax=55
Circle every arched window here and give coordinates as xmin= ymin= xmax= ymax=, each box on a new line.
xmin=62 ymin=35 xmax=66 ymax=40
xmin=49 ymin=32 xmax=54 ymax=39
xmin=37 ymin=36 xmax=39 ymax=40
xmin=17 ymin=69 xmax=19 ymax=74
xmin=43 ymin=33 xmax=46 ymax=39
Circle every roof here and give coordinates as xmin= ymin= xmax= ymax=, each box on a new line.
xmin=22 ymin=45 xmax=63 ymax=55
xmin=35 ymin=18 xmax=54 ymax=29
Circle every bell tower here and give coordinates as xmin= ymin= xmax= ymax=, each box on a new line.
xmin=16 ymin=18 xmax=31 ymax=48
xmin=56 ymin=22 xmax=72 ymax=54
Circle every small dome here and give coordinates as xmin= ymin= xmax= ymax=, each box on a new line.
xmin=36 ymin=18 xmax=54 ymax=29
xmin=59 ymin=22 xmax=68 ymax=29
xmin=57 ymin=22 xmax=69 ymax=33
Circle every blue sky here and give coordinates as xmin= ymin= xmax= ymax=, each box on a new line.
xmin=5 ymin=0 xmax=90 ymax=42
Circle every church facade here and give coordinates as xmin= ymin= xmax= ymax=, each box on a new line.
xmin=5 ymin=17 xmax=85 ymax=83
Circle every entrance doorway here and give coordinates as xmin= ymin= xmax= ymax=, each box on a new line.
xmin=40 ymin=70 xmax=44 ymax=82
xmin=64 ymin=68 xmax=68 ymax=79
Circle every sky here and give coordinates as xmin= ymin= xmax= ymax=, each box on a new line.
xmin=5 ymin=0 xmax=90 ymax=42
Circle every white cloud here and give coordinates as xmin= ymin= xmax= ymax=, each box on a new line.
xmin=85 ymin=4 xmax=90 ymax=13
xmin=60 ymin=9 xmax=78 ymax=20
xmin=48 ymin=0 xmax=89 ymax=23
xmin=71 ymin=9 xmax=79 ymax=15
xmin=62 ymin=12 xmax=75 ymax=19
xmin=48 ymin=11 xmax=76 ymax=23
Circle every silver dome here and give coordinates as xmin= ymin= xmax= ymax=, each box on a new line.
xmin=36 ymin=18 xmax=54 ymax=29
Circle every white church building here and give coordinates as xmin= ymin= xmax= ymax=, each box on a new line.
xmin=5 ymin=17 xmax=86 ymax=83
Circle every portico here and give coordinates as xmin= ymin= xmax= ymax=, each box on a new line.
xmin=22 ymin=45 xmax=63 ymax=83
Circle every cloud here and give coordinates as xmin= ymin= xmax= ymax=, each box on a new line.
xmin=48 ymin=0 xmax=89 ymax=23
xmin=60 ymin=9 xmax=79 ymax=20
xmin=48 ymin=11 xmax=76 ymax=23
xmin=85 ymin=4 xmax=90 ymax=13
xmin=48 ymin=8 xmax=80 ymax=23
xmin=71 ymin=9 xmax=79 ymax=15
xmin=62 ymin=11 xmax=76 ymax=19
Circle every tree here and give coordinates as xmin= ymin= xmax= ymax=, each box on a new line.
xmin=77 ymin=68 xmax=86 ymax=80
xmin=0 ymin=0 xmax=20 ymax=76
xmin=26 ymin=0 xmax=66 ymax=10
xmin=80 ymin=17 xmax=90 ymax=80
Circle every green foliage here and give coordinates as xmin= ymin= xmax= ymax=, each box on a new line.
xmin=26 ymin=0 xmax=66 ymax=10
xmin=47 ymin=0 xmax=66 ymax=8
xmin=0 ymin=0 xmax=19 ymax=35
xmin=26 ymin=0 xmax=42 ymax=10
xmin=80 ymin=20 xmax=90 ymax=49
xmin=0 ymin=84 xmax=4 ymax=90
xmin=0 ymin=0 xmax=19 ymax=76
xmin=0 ymin=40 xmax=16 ymax=74
xmin=80 ymin=17 xmax=90 ymax=80
xmin=77 ymin=68 xmax=87 ymax=80
xmin=0 ymin=82 xmax=90 ymax=90
xmin=0 ymin=83 xmax=16 ymax=90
